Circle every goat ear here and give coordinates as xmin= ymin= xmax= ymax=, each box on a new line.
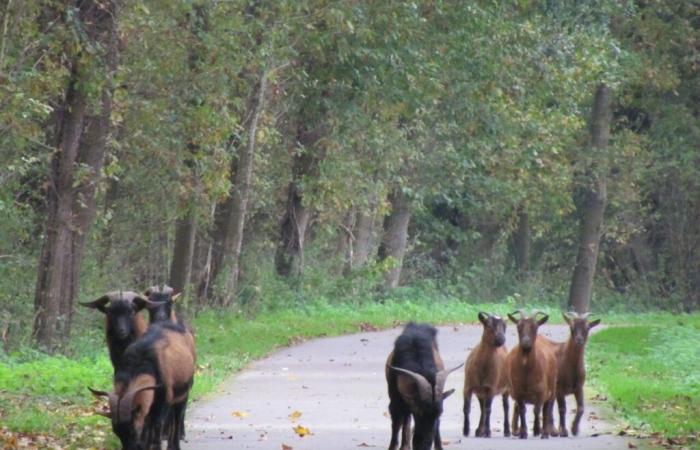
xmin=171 ymin=292 xmax=181 ymax=302
xmin=536 ymin=314 xmax=549 ymax=326
xmin=477 ymin=311 xmax=489 ymax=325
xmin=442 ymin=388 xmax=455 ymax=400
xmin=588 ymin=318 xmax=601 ymax=329
xmin=507 ymin=313 xmax=519 ymax=324
xmin=132 ymin=296 xmax=149 ymax=312
xmin=80 ymin=296 xmax=110 ymax=314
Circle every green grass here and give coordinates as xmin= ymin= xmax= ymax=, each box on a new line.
xmin=587 ymin=315 xmax=700 ymax=447
xmin=1 ymin=294 xmax=698 ymax=448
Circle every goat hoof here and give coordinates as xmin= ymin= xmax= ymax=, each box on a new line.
xmin=559 ymin=428 xmax=568 ymax=437
xmin=475 ymin=428 xmax=483 ymax=437
xmin=519 ymin=431 xmax=528 ymax=439
xmin=572 ymin=426 xmax=579 ymax=436
xmin=504 ymin=430 xmax=511 ymax=437
xmin=541 ymin=433 xmax=549 ymax=440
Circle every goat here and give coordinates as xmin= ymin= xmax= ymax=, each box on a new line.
xmin=90 ymin=322 xmax=196 ymax=450
xmin=80 ymin=291 xmax=160 ymax=373
xmin=506 ymin=310 xmax=558 ymax=439
xmin=386 ymin=322 xmax=462 ymax=450
xmin=463 ymin=312 xmax=510 ymax=438
xmin=143 ymin=285 xmax=181 ymax=325
xmin=553 ymin=312 xmax=601 ymax=437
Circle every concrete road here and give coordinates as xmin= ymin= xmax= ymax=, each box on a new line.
xmin=184 ymin=324 xmax=641 ymax=450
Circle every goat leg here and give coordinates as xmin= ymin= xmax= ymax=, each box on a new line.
xmin=517 ymin=400 xmax=528 ymax=439
xmin=388 ymin=402 xmax=403 ymax=450
xmin=511 ymin=402 xmax=520 ymax=436
xmin=463 ymin=390 xmax=471 ymax=436
xmin=483 ymin=395 xmax=493 ymax=437
xmin=533 ymin=402 xmax=542 ymax=437
xmin=540 ymin=400 xmax=551 ymax=439
xmin=502 ymin=393 xmax=511 ymax=437
xmin=400 ymin=414 xmax=411 ymax=450
xmin=557 ymin=395 xmax=568 ymax=437
xmin=572 ymin=387 xmax=584 ymax=436
xmin=433 ymin=418 xmax=444 ymax=450
xmin=475 ymin=397 xmax=485 ymax=437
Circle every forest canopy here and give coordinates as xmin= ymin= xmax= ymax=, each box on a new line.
xmin=1 ymin=0 xmax=699 ymax=351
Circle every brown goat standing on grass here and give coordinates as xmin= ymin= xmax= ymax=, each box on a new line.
xmin=553 ymin=312 xmax=600 ymax=437
xmin=463 ymin=312 xmax=510 ymax=438
xmin=506 ymin=310 xmax=558 ymax=439
xmin=386 ymin=322 xmax=462 ymax=450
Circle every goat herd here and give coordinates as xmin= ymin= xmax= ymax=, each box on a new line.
xmin=81 ymin=287 xmax=195 ymax=450
xmin=387 ymin=311 xmax=600 ymax=450
xmin=81 ymin=288 xmax=597 ymax=450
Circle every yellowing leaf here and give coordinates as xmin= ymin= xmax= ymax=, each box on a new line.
xmin=292 ymin=425 xmax=312 ymax=437
xmin=289 ymin=410 xmax=302 ymax=422
xmin=231 ymin=410 xmax=249 ymax=419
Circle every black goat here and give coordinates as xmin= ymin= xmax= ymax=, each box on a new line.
xmin=386 ymin=322 xmax=462 ymax=450
xmin=143 ymin=285 xmax=181 ymax=324
xmin=80 ymin=291 xmax=160 ymax=374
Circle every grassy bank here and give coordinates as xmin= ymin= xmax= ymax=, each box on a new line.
xmin=1 ymin=297 xmax=698 ymax=448
xmin=587 ymin=314 xmax=700 ymax=448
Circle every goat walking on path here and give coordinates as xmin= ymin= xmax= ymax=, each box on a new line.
xmin=506 ymin=311 xmax=558 ymax=439
xmin=463 ymin=312 xmax=510 ymax=438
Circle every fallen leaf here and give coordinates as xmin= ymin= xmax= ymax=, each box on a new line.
xmin=289 ymin=410 xmax=302 ymax=422
xmin=293 ymin=425 xmax=312 ymax=437
xmin=628 ymin=443 xmax=637 ymax=449
xmin=282 ymin=444 xmax=293 ymax=450
xmin=231 ymin=410 xmax=249 ymax=419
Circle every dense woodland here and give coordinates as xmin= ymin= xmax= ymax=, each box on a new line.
xmin=1 ymin=0 xmax=699 ymax=351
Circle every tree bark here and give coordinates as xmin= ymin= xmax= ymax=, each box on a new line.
xmin=335 ymin=209 xmax=356 ymax=274
xmin=169 ymin=211 xmax=196 ymax=293
xmin=511 ymin=206 xmax=531 ymax=279
xmin=353 ymin=208 xmax=376 ymax=268
xmin=568 ymin=83 xmax=612 ymax=313
xmin=33 ymin=0 xmax=119 ymax=349
xmin=378 ymin=189 xmax=412 ymax=289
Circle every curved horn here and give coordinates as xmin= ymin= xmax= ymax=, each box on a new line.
xmin=435 ymin=363 xmax=464 ymax=394
xmin=580 ymin=312 xmax=592 ymax=319
xmin=117 ymin=385 xmax=160 ymax=423
xmin=95 ymin=410 xmax=111 ymax=418
xmin=132 ymin=296 xmax=166 ymax=312
xmin=88 ymin=387 xmax=118 ymax=417
xmin=390 ymin=366 xmax=433 ymax=403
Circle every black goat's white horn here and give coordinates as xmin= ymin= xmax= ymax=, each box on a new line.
xmin=390 ymin=366 xmax=433 ymax=402
xmin=436 ymin=363 xmax=464 ymax=394
xmin=117 ymin=385 xmax=160 ymax=423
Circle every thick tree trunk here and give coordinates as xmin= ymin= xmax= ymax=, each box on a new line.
xmin=169 ymin=211 xmax=196 ymax=293
xmin=511 ymin=207 xmax=531 ymax=278
xmin=33 ymin=1 xmax=118 ymax=349
xmin=568 ymin=83 xmax=612 ymax=313
xmin=378 ymin=189 xmax=412 ymax=289
xmin=353 ymin=208 xmax=376 ymax=268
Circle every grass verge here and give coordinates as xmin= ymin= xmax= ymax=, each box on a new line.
xmin=587 ymin=314 xmax=700 ymax=448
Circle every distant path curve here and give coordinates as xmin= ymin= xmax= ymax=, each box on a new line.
xmin=184 ymin=324 xmax=640 ymax=449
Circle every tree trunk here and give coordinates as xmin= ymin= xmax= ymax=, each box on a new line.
xmin=33 ymin=0 xmax=119 ymax=349
xmin=169 ymin=211 xmax=196 ymax=293
xmin=378 ymin=189 xmax=412 ymax=289
xmin=220 ymin=71 xmax=268 ymax=304
xmin=511 ymin=207 xmax=531 ymax=279
xmin=335 ymin=209 xmax=356 ymax=274
xmin=274 ymin=120 xmax=321 ymax=278
xmin=568 ymin=83 xmax=612 ymax=313
xmin=353 ymin=208 xmax=376 ymax=268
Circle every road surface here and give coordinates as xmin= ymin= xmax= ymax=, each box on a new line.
xmin=184 ymin=324 xmax=642 ymax=449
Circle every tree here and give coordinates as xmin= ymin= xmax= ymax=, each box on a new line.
xmin=568 ymin=84 xmax=612 ymax=313
xmin=33 ymin=0 xmax=120 ymax=349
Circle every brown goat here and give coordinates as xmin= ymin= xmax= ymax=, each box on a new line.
xmin=463 ymin=312 xmax=510 ymax=438
xmin=553 ymin=312 xmax=600 ymax=437
xmin=506 ymin=311 xmax=558 ymax=439
xmin=90 ymin=322 xmax=195 ymax=450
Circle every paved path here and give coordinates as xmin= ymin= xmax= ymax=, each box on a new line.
xmin=184 ymin=324 xmax=641 ymax=450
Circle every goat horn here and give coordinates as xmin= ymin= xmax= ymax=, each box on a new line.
xmin=117 ymin=385 xmax=160 ymax=423
xmin=88 ymin=387 xmax=118 ymax=417
xmin=580 ymin=312 xmax=592 ymax=319
xmin=390 ymin=366 xmax=433 ymax=403
xmin=94 ymin=410 xmax=111 ymax=418
xmin=436 ymin=363 xmax=464 ymax=395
